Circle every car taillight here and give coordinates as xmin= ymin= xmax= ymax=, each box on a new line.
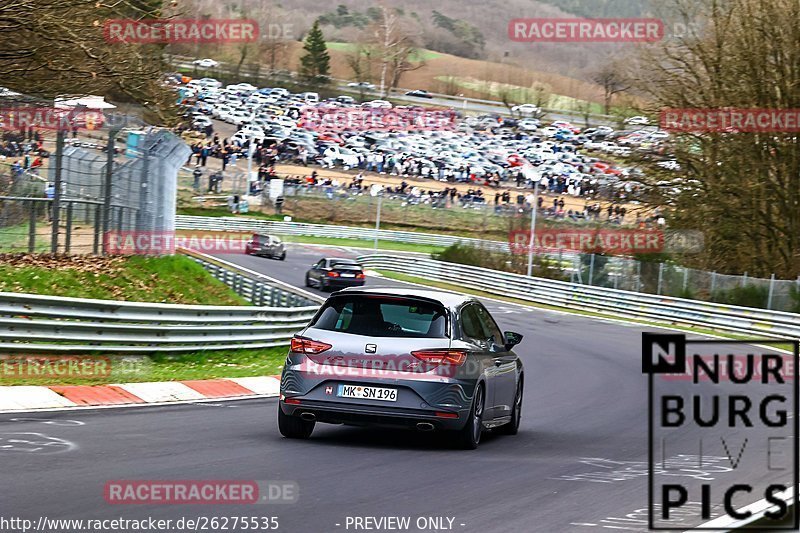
xmin=411 ymin=349 xmax=467 ymax=366
xmin=355 ymin=272 xmax=365 ymax=279
xmin=290 ymin=336 xmax=332 ymax=354
xmin=327 ymin=271 xmax=340 ymax=277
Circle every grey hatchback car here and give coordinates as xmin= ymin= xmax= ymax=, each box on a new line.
xmin=278 ymin=287 xmax=524 ymax=449
xmin=245 ymin=233 xmax=286 ymax=260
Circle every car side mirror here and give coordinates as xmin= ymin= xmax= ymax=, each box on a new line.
xmin=503 ymin=331 xmax=523 ymax=350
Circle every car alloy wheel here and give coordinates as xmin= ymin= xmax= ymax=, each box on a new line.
xmin=455 ymin=384 xmax=484 ymax=450
xmin=500 ymin=378 xmax=523 ymax=435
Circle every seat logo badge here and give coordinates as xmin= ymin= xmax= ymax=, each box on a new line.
xmin=365 ymin=344 xmax=377 ymax=354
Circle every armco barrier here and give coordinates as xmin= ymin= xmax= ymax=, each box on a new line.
xmin=181 ymin=247 xmax=323 ymax=307
xmin=0 ymin=252 xmax=319 ymax=353
xmin=175 ymin=215 xmax=508 ymax=251
xmin=356 ymin=254 xmax=800 ymax=339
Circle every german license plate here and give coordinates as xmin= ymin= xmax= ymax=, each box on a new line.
xmin=340 ymin=273 xmax=355 ymax=278
xmin=337 ymin=384 xmax=397 ymax=401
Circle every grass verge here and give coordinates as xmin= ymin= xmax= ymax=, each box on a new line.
xmin=0 ymin=254 xmax=248 ymax=305
xmin=0 ymin=347 xmax=287 ymax=386
xmin=282 ymin=235 xmax=443 ymax=254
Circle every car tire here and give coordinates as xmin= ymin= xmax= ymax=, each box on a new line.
xmin=279 ymin=252 xmax=286 ymax=261
xmin=499 ymin=377 xmax=523 ymax=436
xmin=278 ymin=406 xmax=315 ymax=439
xmin=320 ymin=279 xmax=328 ymax=292
xmin=454 ymin=384 xmax=484 ymax=450
xmin=304 ymin=274 xmax=311 ymax=287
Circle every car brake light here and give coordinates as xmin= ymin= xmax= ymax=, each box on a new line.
xmin=411 ymin=349 xmax=467 ymax=366
xmin=355 ymin=273 xmax=365 ymax=279
xmin=291 ymin=336 xmax=332 ymax=354
xmin=284 ymin=398 xmax=301 ymax=405
xmin=435 ymin=411 xmax=459 ymax=419
xmin=327 ymin=271 xmax=340 ymax=277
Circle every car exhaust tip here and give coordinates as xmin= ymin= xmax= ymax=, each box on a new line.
xmin=416 ymin=422 xmax=435 ymax=432
xmin=300 ymin=413 xmax=316 ymax=422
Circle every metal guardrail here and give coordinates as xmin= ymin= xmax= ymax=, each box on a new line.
xmin=175 ymin=215 xmax=508 ymax=251
xmin=356 ymin=254 xmax=800 ymax=339
xmin=182 ymin=247 xmax=324 ymax=307
xmin=0 ymin=251 xmax=319 ymax=353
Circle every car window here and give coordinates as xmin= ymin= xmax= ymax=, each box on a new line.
xmin=459 ymin=304 xmax=484 ymax=341
xmin=474 ymin=304 xmax=503 ymax=345
xmin=312 ymin=296 xmax=447 ymax=338
xmin=314 ymin=260 xmax=326 ymax=269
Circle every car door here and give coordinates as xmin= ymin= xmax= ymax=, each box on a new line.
xmin=474 ymin=303 xmax=517 ymax=420
xmin=458 ymin=303 xmax=499 ymax=419
xmin=265 ymin=236 xmax=277 ymax=257
xmin=310 ymin=259 xmax=326 ymax=284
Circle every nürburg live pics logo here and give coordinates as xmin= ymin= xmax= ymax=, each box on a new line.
xmin=642 ymin=333 xmax=799 ymax=530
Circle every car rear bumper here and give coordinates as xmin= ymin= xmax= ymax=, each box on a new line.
xmin=280 ymin=368 xmax=474 ymax=430
xmin=279 ymin=398 xmax=468 ymax=430
xmin=326 ymin=278 xmax=365 ymax=288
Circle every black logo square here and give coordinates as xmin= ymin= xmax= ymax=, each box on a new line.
xmin=642 ymin=333 xmax=686 ymax=374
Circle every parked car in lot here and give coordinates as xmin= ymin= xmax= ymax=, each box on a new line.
xmin=305 ymin=258 xmax=366 ymax=291
xmin=363 ymin=99 xmax=392 ymax=109
xmin=244 ymin=234 xmax=286 ymax=260
xmin=278 ymin=288 xmax=525 ymax=449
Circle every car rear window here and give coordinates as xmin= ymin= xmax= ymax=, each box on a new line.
xmin=330 ymin=260 xmax=361 ymax=271
xmin=311 ymin=296 xmax=447 ymax=338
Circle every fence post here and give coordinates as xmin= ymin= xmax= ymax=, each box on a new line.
xmin=636 ymin=261 xmax=642 ymax=292
xmin=101 ymin=127 xmax=120 ymax=255
xmin=28 ymin=200 xmax=36 ymax=253
xmin=657 ymin=262 xmax=664 ymax=295
xmin=588 ymin=254 xmax=595 ymax=286
xmin=710 ymin=271 xmax=717 ymax=297
xmin=767 ymin=274 xmax=775 ymax=310
xmin=50 ymin=130 xmax=65 ymax=253
xmin=682 ymin=268 xmax=688 ymax=293
xmin=92 ymin=204 xmax=101 ymax=255
xmin=742 ymin=271 xmax=748 ymax=287
xmin=65 ymin=203 xmax=73 ymax=254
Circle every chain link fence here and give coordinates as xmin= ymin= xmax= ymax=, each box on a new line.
xmin=0 ymin=91 xmax=190 ymax=253
xmin=566 ymin=254 xmax=800 ymax=312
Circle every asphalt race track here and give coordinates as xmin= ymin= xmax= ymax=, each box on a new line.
xmin=1 ymin=243 xmax=793 ymax=532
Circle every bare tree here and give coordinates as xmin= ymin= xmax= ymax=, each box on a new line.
xmin=592 ymin=61 xmax=630 ymax=115
xmin=633 ymin=0 xmax=800 ymax=277
xmin=368 ymin=6 xmax=424 ymax=97
xmin=0 ymin=0 xmax=176 ymax=122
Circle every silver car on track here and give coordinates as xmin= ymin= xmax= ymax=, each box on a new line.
xmin=278 ymin=287 xmax=524 ymax=449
